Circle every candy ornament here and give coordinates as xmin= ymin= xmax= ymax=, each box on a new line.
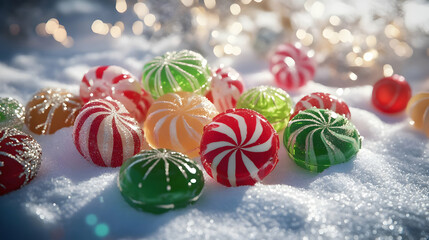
xmin=25 ymin=88 xmax=82 ymax=135
xmin=371 ymin=74 xmax=412 ymax=114
xmin=291 ymin=92 xmax=351 ymax=119
xmin=143 ymin=92 xmax=218 ymax=158
xmin=80 ymin=65 xmax=153 ymax=123
xmin=406 ymin=93 xmax=429 ymax=137
xmin=118 ymin=148 xmax=204 ymax=214
xmin=142 ymin=50 xmax=211 ymax=99
xmin=73 ymin=99 xmax=144 ymax=167
xmin=0 ymin=97 xmax=25 ymax=129
xmin=236 ymin=86 xmax=293 ymax=132
xmin=284 ymin=108 xmax=362 ymax=173
xmin=0 ymin=128 xmax=42 ymax=195
xmin=200 ymin=108 xmax=279 ymax=187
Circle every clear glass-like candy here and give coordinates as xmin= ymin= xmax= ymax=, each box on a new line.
xmin=118 ymin=148 xmax=204 ymax=214
xmin=284 ymin=108 xmax=362 ymax=172
xmin=142 ymin=50 xmax=211 ymax=99
xmin=236 ymin=86 xmax=293 ymax=132
xmin=0 ymin=97 xmax=25 ymax=129
xmin=372 ymin=74 xmax=411 ymax=114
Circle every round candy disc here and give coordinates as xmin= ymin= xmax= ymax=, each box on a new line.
xmin=371 ymin=74 xmax=411 ymax=114
xmin=269 ymin=43 xmax=316 ymax=90
xmin=205 ymin=66 xmax=244 ymax=113
xmin=73 ymin=99 xmax=144 ymax=167
xmin=236 ymin=86 xmax=293 ymax=132
xmin=0 ymin=97 xmax=25 ymax=129
xmin=406 ymin=93 xmax=429 ymax=137
xmin=118 ymin=148 xmax=204 ymax=214
xmin=0 ymin=128 xmax=42 ymax=195
xmin=291 ymin=92 xmax=351 ymax=119
xmin=142 ymin=50 xmax=211 ymax=99
xmin=200 ymin=108 xmax=279 ymax=187
xmin=143 ymin=92 xmax=218 ymax=158
xmin=25 ymin=88 xmax=82 ymax=135
xmin=284 ymin=108 xmax=362 ymax=172
xmin=80 ymin=65 xmax=153 ymax=123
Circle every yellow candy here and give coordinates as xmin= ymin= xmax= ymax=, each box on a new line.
xmin=406 ymin=92 xmax=429 ymax=137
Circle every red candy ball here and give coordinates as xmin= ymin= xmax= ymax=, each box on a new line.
xmin=73 ymin=99 xmax=144 ymax=167
xmin=0 ymin=128 xmax=42 ymax=195
xmin=291 ymin=92 xmax=351 ymax=119
xmin=200 ymin=108 xmax=279 ymax=187
xmin=372 ymin=74 xmax=412 ymax=113
xmin=270 ymin=43 xmax=316 ymax=90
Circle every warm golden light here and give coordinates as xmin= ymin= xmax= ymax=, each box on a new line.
xmin=134 ymin=2 xmax=148 ymax=19
xmin=296 ymin=29 xmax=306 ymax=40
xmin=110 ymin=25 xmax=122 ymax=38
xmin=36 ymin=23 xmax=48 ymax=36
xmin=180 ymin=0 xmax=194 ymax=7
xmin=144 ymin=14 xmax=156 ymax=27
xmin=302 ymin=33 xmax=313 ymax=46
xmin=45 ymin=18 xmax=59 ymax=35
xmin=354 ymin=57 xmax=363 ymax=66
xmin=229 ymin=22 xmax=243 ymax=35
xmin=349 ymin=72 xmax=357 ymax=81
xmin=91 ymin=20 xmax=109 ymax=35
xmin=213 ymin=45 xmax=224 ymax=57
xmin=232 ymin=46 xmax=242 ymax=56
xmin=230 ymin=3 xmax=241 ymax=15
xmin=53 ymin=26 xmax=67 ymax=42
xmin=322 ymin=27 xmax=333 ymax=39
xmin=366 ymin=35 xmax=377 ymax=47
xmin=310 ymin=1 xmax=325 ymax=18
xmin=62 ymin=36 xmax=74 ymax=48
xmin=383 ymin=64 xmax=394 ymax=77
xmin=132 ymin=21 xmax=144 ymax=35
xmin=224 ymin=44 xmax=234 ymax=54
xmin=241 ymin=0 xmax=252 ymax=4
xmin=385 ymin=24 xmax=400 ymax=38
xmin=204 ymin=0 xmax=216 ymax=9
xmin=339 ymin=29 xmax=353 ymax=43
xmin=116 ymin=0 xmax=127 ymax=13
xmin=363 ymin=51 xmax=374 ymax=62
xmin=115 ymin=21 xmax=124 ymax=31
xmin=329 ymin=16 xmax=341 ymax=26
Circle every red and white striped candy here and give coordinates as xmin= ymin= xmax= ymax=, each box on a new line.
xmin=291 ymin=92 xmax=351 ymax=119
xmin=80 ymin=65 xmax=153 ymax=123
xmin=269 ymin=43 xmax=316 ymax=90
xmin=73 ymin=99 xmax=144 ymax=167
xmin=200 ymin=108 xmax=279 ymax=187
xmin=205 ymin=67 xmax=245 ymax=113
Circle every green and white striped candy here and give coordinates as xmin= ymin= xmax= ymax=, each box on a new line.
xmin=283 ymin=108 xmax=362 ymax=172
xmin=142 ymin=50 xmax=211 ymax=99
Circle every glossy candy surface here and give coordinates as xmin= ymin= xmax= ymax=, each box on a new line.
xmin=205 ymin=66 xmax=244 ymax=113
xmin=284 ymin=108 xmax=361 ymax=173
xmin=406 ymin=93 xmax=429 ymax=137
xmin=200 ymin=108 xmax=279 ymax=187
xmin=291 ymin=92 xmax=351 ymax=119
xmin=25 ymin=88 xmax=82 ymax=135
xmin=236 ymin=86 xmax=293 ymax=132
xmin=143 ymin=92 xmax=218 ymax=158
xmin=142 ymin=50 xmax=211 ymax=99
xmin=371 ymin=74 xmax=411 ymax=114
xmin=0 ymin=128 xmax=42 ymax=195
xmin=0 ymin=97 xmax=25 ymax=129
xmin=118 ymin=148 xmax=204 ymax=214
xmin=270 ymin=43 xmax=315 ymax=90
xmin=73 ymin=99 xmax=144 ymax=167
xmin=80 ymin=65 xmax=153 ymax=123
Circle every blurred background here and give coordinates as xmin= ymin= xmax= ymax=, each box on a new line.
xmin=0 ymin=0 xmax=428 ymax=89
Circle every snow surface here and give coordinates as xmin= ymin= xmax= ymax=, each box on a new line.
xmin=0 ymin=34 xmax=429 ymax=240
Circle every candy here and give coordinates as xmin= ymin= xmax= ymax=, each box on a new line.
xmin=284 ymin=108 xmax=362 ymax=173
xmin=371 ymin=74 xmax=411 ymax=114
xmin=25 ymin=88 xmax=82 ymax=135
xmin=118 ymin=148 xmax=204 ymax=214
xmin=236 ymin=86 xmax=293 ymax=132
xmin=80 ymin=65 xmax=153 ymax=123
xmin=200 ymin=108 xmax=279 ymax=187
xmin=406 ymin=93 xmax=429 ymax=137
xmin=269 ymin=43 xmax=316 ymax=90
xmin=143 ymin=92 xmax=218 ymax=158
xmin=0 ymin=128 xmax=42 ymax=195
xmin=73 ymin=99 xmax=144 ymax=167
xmin=205 ymin=66 xmax=244 ymax=112
xmin=142 ymin=50 xmax=211 ymax=99
xmin=291 ymin=92 xmax=351 ymax=119
xmin=0 ymin=97 xmax=25 ymax=129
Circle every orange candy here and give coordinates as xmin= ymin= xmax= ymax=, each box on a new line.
xmin=406 ymin=92 xmax=429 ymax=137
xmin=143 ymin=92 xmax=218 ymax=158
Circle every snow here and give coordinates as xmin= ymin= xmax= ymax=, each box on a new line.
xmin=1 ymin=34 xmax=429 ymax=240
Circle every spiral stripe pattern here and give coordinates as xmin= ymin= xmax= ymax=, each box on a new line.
xmin=292 ymin=92 xmax=351 ymax=119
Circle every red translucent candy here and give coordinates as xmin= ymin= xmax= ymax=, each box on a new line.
xmin=372 ymin=75 xmax=412 ymax=114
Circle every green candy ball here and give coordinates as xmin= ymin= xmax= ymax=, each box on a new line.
xmin=118 ymin=148 xmax=205 ymax=214
xmin=0 ymin=97 xmax=25 ymax=129
xmin=236 ymin=86 xmax=293 ymax=132
xmin=142 ymin=50 xmax=211 ymax=99
xmin=284 ymin=108 xmax=362 ymax=172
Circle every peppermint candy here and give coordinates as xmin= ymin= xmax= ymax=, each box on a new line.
xmin=200 ymin=108 xmax=279 ymax=187
xmin=80 ymin=65 xmax=153 ymax=123
xmin=73 ymin=99 xmax=144 ymax=167
xmin=292 ymin=92 xmax=351 ymax=119
xmin=270 ymin=43 xmax=315 ymax=90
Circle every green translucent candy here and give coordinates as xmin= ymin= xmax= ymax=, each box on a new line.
xmin=118 ymin=148 xmax=205 ymax=214
xmin=142 ymin=50 xmax=211 ymax=99
xmin=284 ymin=108 xmax=362 ymax=173
xmin=0 ymin=97 xmax=25 ymax=129
xmin=236 ymin=86 xmax=293 ymax=132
